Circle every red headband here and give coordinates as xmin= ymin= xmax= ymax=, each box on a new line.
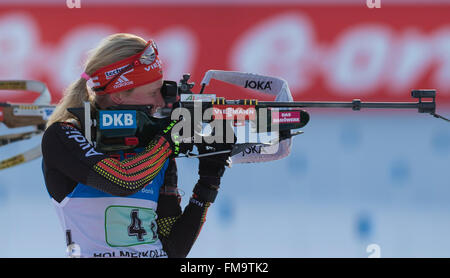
xmin=84 ymin=40 xmax=163 ymax=95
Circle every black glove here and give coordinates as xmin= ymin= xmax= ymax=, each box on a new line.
xmin=198 ymin=120 xmax=235 ymax=176
xmin=192 ymin=138 xmax=234 ymax=203
xmin=197 ymin=142 xmax=232 ymax=178
xmin=159 ymin=120 xmax=193 ymax=157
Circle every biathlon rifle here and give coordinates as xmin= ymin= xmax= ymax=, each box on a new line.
xmin=0 ymin=80 xmax=55 ymax=170
xmin=68 ymin=70 xmax=449 ymax=162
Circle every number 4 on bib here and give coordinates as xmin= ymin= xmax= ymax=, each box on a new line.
xmin=105 ymin=206 xmax=158 ymax=247
xmin=128 ymin=209 xmax=147 ymax=241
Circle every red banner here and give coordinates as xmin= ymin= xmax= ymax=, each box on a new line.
xmin=0 ymin=4 xmax=450 ymax=107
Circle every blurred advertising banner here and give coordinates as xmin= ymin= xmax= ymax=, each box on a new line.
xmin=0 ymin=3 xmax=450 ymax=106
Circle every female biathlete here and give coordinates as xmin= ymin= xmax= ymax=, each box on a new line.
xmin=41 ymin=33 xmax=230 ymax=258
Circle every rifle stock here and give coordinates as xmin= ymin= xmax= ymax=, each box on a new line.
xmin=0 ymin=80 xmax=55 ymax=128
xmin=0 ymin=105 xmax=55 ymax=128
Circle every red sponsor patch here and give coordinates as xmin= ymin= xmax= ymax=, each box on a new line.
xmin=271 ymin=111 xmax=301 ymax=124
xmin=213 ymin=105 xmax=256 ymax=120
xmin=0 ymin=108 xmax=3 ymax=122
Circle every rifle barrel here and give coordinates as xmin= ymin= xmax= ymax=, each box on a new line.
xmin=255 ymin=99 xmax=434 ymax=113
xmin=257 ymin=101 xmax=417 ymax=108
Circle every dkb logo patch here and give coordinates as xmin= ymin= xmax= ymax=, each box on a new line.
xmin=100 ymin=110 xmax=137 ymax=129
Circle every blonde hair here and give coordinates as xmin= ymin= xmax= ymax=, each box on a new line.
xmin=46 ymin=33 xmax=147 ymax=128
